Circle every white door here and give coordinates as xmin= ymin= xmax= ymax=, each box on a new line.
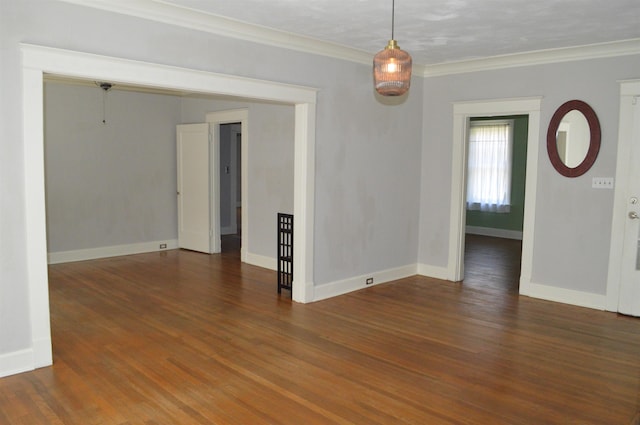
xmin=617 ymin=94 xmax=640 ymax=316
xmin=176 ymin=123 xmax=219 ymax=254
xmin=609 ymin=81 xmax=640 ymax=316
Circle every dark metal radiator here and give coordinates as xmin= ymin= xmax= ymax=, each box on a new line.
xmin=277 ymin=213 xmax=293 ymax=296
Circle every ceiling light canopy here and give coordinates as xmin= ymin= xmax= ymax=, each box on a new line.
xmin=373 ymin=0 xmax=412 ymax=96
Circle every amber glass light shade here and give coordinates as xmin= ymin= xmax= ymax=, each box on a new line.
xmin=373 ymin=40 xmax=412 ymax=96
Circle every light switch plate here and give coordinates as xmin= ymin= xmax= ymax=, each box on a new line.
xmin=592 ymin=177 xmax=614 ymax=189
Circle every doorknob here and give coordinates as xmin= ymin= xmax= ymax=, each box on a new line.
xmin=629 ymin=211 xmax=639 ymax=220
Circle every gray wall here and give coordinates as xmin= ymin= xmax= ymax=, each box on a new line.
xmin=44 ymin=83 xmax=295 ymax=263
xmin=418 ymin=55 xmax=640 ymax=295
xmin=44 ymin=83 xmax=181 ymax=252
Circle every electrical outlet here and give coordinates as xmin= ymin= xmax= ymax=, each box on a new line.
xmin=366 ymin=277 xmax=374 ymax=285
xmin=159 ymin=243 xmax=167 ymax=249
xmin=592 ymin=177 xmax=614 ymax=189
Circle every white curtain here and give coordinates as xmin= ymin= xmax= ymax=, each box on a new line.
xmin=466 ymin=122 xmax=512 ymax=213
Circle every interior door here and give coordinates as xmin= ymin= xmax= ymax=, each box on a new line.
xmin=176 ymin=123 xmax=218 ymax=254
xmin=618 ymin=97 xmax=640 ymax=316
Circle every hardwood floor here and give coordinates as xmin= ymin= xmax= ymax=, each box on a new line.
xmin=464 ymin=234 xmax=522 ymax=293
xmin=0 ymin=239 xmax=639 ymax=424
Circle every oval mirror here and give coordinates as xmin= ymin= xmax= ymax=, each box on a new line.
xmin=547 ymin=100 xmax=601 ymax=177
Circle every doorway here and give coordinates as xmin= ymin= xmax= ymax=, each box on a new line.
xmin=219 ymin=122 xmax=242 ymax=255
xmin=448 ymin=97 xmax=542 ymax=297
xmin=463 ymin=115 xmax=528 ymax=292
xmin=21 ymin=45 xmax=317 ymax=372
xmin=206 ymin=110 xmax=249 ymax=260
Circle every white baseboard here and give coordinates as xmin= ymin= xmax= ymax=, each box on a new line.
xmin=0 ymin=348 xmax=35 ymax=378
xmin=48 ymin=239 xmax=179 ymax=264
xmin=47 ymin=244 xmax=607 ymax=314
xmin=466 ymin=226 xmax=523 ymax=240
xmin=416 ymin=263 xmax=450 ymax=280
xmin=313 ymin=264 xmax=417 ymax=302
xmin=32 ymin=337 xmax=53 ymax=369
xmin=245 ymin=252 xmax=277 ymax=271
xmin=221 ymin=225 xmax=238 ymax=235
xmin=519 ymin=280 xmax=606 ymax=310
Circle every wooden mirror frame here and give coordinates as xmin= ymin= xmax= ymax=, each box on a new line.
xmin=546 ymin=99 xmax=601 ymax=177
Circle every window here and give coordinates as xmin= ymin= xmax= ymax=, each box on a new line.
xmin=466 ymin=120 xmax=513 ymax=213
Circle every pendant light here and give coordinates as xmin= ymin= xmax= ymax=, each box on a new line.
xmin=95 ymin=82 xmax=113 ymax=124
xmin=373 ymin=0 xmax=412 ymax=96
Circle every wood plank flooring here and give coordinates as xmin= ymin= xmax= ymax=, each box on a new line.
xmin=0 ymin=237 xmax=639 ymax=424
xmin=464 ymin=234 xmax=522 ymax=293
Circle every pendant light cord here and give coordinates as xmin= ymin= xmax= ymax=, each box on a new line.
xmin=102 ymin=90 xmax=107 ymax=124
xmin=391 ymin=0 xmax=395 ymax=40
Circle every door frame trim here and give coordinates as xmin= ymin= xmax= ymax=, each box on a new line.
xmin=20 ymin=44 xmax=317 ymax=371
xmin=606 ymin=79 xmax=640 ymax=311
xmin=206 ymin=110 xmax=247 ymax=261
xmin=448 ymin=97 xmax=542 ymax=295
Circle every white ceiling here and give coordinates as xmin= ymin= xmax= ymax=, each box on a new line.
xmin=159 ymin=0 xmax=640 ymax=66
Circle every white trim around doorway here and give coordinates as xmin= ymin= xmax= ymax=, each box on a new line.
xmin=448 ymin=97 xmax=542 ymax=295
xmin=19 ymin=44 xmax=317 ymax=375
xmin=206 ymin=110 xmax=248 ymax=263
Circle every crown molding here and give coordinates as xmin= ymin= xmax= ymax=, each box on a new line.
xmin=422 ymin=38 xmax=640 ymax=77
xmin=58 ymin=1 xmax=636 ymax=78
xmin=58 ymin=0 xmax=375 ymax=64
